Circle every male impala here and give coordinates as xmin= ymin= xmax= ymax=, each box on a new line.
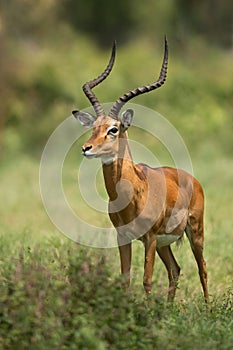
xmin=72 ymin=38 xmax=209 ymax=303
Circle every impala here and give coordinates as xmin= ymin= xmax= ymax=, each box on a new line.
xmin=72 ymin=38 xmax=209 ymax=303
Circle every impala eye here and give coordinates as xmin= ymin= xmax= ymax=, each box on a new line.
xmin=107 ymin=127 xmax=119 ymax=135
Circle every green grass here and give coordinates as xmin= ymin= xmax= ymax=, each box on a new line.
xmin=0 ymin=234 xmax=232 ymax=349
xmin=0 ymin=33 xmax=232 ymax=349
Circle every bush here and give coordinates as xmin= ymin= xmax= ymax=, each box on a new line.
xmin=0 ymin=243 xmax=166 ymax=349
xmin=0 ymin=239 xmax=232 ymax=349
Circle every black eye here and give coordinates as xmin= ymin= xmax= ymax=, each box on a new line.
xmin=107 ymin=127 xmax=119 ymax=135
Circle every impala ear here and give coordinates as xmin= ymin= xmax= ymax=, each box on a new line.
xmin=120 ymin=109 xmax=134 ymax=131
xmin=72 ymin=110 xmax=96 ymax=127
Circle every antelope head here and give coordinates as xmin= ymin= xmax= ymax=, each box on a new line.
xmin=72 ymin=38 xmax=168 ymax=164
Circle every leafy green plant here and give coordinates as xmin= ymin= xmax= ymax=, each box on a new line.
xmin=0 ymin=240 xmax=232 ymax=349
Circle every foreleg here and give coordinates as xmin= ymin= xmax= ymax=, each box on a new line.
xmin=143 ymin=235 xmax=156 ymax=295
xmin=117 ymin=238 xmax=132 ymax=288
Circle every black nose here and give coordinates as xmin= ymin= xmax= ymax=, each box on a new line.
xmin=82 ymin=145 xmax=92 ymax=154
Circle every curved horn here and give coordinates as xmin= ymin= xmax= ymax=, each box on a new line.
xmin=83 ymin=41 xmax=116 ymax=117
xmin=109 ymin=37 xmax=168 ymax=119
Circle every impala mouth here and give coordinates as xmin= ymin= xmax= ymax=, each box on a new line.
xmin=82 ymin=148 xmax=97 ymax=158
xmin=82 ymin=150 xmax=116 ymax=164
xmin=82 ymin=152 xmax=97 ymax=159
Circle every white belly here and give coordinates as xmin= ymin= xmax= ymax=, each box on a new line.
xmin=156 ymin=234 xmax=181 ymax=248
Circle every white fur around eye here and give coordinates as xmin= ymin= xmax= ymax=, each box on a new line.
xmin=106 ymin=126 xmax=119 ymax=136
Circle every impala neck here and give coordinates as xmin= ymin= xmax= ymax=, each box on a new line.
xmin=102 ymin=132 xmax=136 ymax=201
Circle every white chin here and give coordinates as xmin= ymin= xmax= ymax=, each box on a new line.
xmin=84 ymin=153 xmax=97 ymax=159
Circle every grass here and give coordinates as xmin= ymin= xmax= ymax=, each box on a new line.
xmin=0 ymin=34 xmax=232 ymax=348
xmin=0 ymin=235 xmax=232 ymax=349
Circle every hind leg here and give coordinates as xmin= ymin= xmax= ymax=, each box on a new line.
xmin=185 ymin=213 xmax=209 ymax=303
xmin=157 ymin=245 xmax=181 ymax=302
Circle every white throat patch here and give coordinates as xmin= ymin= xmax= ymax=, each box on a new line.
xmin=101 ymin=155 xmax=116 ymax=165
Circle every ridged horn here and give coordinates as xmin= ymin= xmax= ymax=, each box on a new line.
xmin=82 ymin=40 xmax=116 ymax=117
xmin=109 ymin=36 xmax=168 ymax=119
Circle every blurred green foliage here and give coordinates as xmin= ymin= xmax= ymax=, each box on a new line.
xmin=62 ymin=0 xmax=136 ymax=47
xmin=61 ymin=0 xmax=233 ymax=48
xmin=175 ymin=0 xmax=233 ymax=47
xmin=0 ymin=0 xmax=232 ymax=156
